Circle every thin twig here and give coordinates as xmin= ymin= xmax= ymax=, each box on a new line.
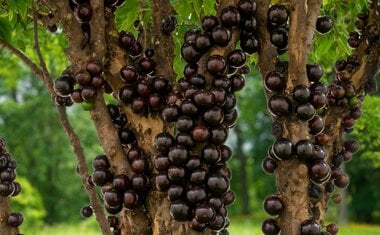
xmin=31 ymin=2 xmax=111 ymax=234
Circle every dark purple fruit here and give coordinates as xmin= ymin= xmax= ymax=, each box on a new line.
xmin=176 ymin=133 xmax=195 ymax=148
xmin=334 ymin=173 xmax=350 ymax=189
xmin=168 ymin=165 xmax=186 ymax=183
xmin=162 ymin=104 xmax=180 ymax=122
xmin=343 ymin=139 xmax=359 ymax=153
xmin=181 ymin=42 xmax=202 ymax=63
xmin=268 ymin=95 xmax=291 ymax=117
xmin=263 ymin=195 xmax=284 ymax=216
xmin=184 ymin=63 xmax=198 ymax=78
xmin=154 ymin=132 xmax=175 ymax=152
xmin=264 ymin=71 xmax=286 ymax=92
xmin=120 ymin=65 xmax=138 ymax=84
xmin=113 ymin=174 xmax=130 ymax=191
xmin=123 ymin=190 xmax=139 ymax=209
xmin=54 ymin=75 xmax=74 ymax=97
xmin=300 ymin=219 xmax=321 ymax=235
xmin=131 ymin=157 xmax=149 ymax=173
xmin=310 ymin=160 xmax=331 ymax=183
xmin=168 ymin=145 xmax=189 ymax=165
xmin=313 ymin=145 xmax=326 ymax=160
xmin=81 ymin=86 xmax=97 ymax=101
xmin=93 ymin=155 xmax=110 ymax=170
xmin=262 ymin=218 xmax=280 ymax=235
xmin=186 ymin=156 xmax=201 ymax=171
xmin=74 ymin=3 xmax=93 ymax=23
xmin=209 ymin=214 xmax=226 ymax=231
xmin=268 ymin=5 xmax=288 ymax=26
xmin=223 ymin=190 xmax=235 ymax=206
xmin=210 ymin=88 xmax=227 ymax=106
xmin=86 ymin=60 xmax=103 ymax=76
xmin=262 ymin=157 xmax=277 ymax=174
xmin=176 ymin=116 xmax=194 ymax=132
xmin=129 ymin=42 xmax=143 ymax=57
xmin=192 ymin=124 xmax=210 ymax=142
xmin=203 ymin=106 xmax=224 ymax=126
xmin=270 ymin=27 xmax=288 ymax=49
xmin=190 ymin=218 xmax=207 ymax=232
xmin=326 ymin=223 xmax=339 ymax=234
xmin=80 ymin=205 xmax=93 ymax=218
xmin=7 ymin=212 xmax=23 ymax=227
xmin=138 ymin=57 xmax=156 ymax=75
xmin=238 ymin=0 xmax=257 ymax=17
xmin=131 ymin=97 xmax=148 ymax=114
xmin=307 ymin=64 xmax=324 ymax=82
xmin=131 ymin=174 xmax=149 ymax=193
xmin=231 ymin=74 xmax=246 ymax=92
xmin=168 ymin=185 xmax=184 ymax=201
xmin=240 ymin=35 xmax=259 ymax=54
xmin=189 ymin=74 xmax=206 ymax=88
xmin=202 ymin=15 xmax=219 ymax=32
xmin=202 ymin=144 xmax=221 ymax=164
xmin=119 ymin=31 xmax=135 ymax=50
xmin=118 ymin=128 xmax=136 ymax=145
xmin=272 ymin=138 xmax=293 ymax=160
xmin=296 ymin=103 xmax=316 ymax=121
xmin=154 ymin=154 xmax=171 ymax=171
xmin=104 ymin=189 xmax=122 ymax=207
xmin=190 ymin=168 xmax=207 ymax=185
xmin=193 ymin=89 xmax=215 ymax=109
xmin=170 ymin=200 xmax=190 ymax=221
xmin=186 ymin=186 xmax=207 ymax=204
xmin=119 ymin=86 xmax=136 ymax=103
xmin=211 ymin=125 xmax=229 ymax=145
xmin=295 ymin=140 xmax=314 ymax=160
xmin=155 ymin=173 xmax=171 ymax=191
xmin=212 ymin=26 xmax=231 ymax=46
xmin=207 ymin=174 xmax=229 ymax=195
xmin=309 ymin=115 xmax=324 ymax=135
xmin=221 ymin=6 xmax=241 ymax=27
xmin=207 ymin=55 xmax=227 ymax=75
xmin=293 ymin=85 xmax=311 ymax=103
xmin=228 ymin=50 xmax=246 ymax=68
xmin=316 ymin=16 xmax=333 ymax=34
xmin=309 ymin=91 xmax=327 ymax=109
xmin=195 ymin=204 xmax=216 ymax=223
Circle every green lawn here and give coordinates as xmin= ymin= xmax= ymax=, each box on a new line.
xmin=23 ymin=217 xmax=380 ymax=235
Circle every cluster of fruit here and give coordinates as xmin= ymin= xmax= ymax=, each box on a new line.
xmin=149 ymin=1 xmax=260 ymax=233
xmin=54 ymin=60 xmax=110 ymax=108
xmin=259 ymin=3 xmax=345 ymax=235
xmin=0 ymin=137 xmax=23 ymax=229
xmin=118 ymin=31 xmax=174 ymax=114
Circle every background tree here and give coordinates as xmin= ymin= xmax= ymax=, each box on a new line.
xmin=0 ymin=0 xmax=379 ymax=235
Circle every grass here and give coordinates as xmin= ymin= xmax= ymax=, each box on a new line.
xmin=21 ymin=217 xmax=380 ymax=235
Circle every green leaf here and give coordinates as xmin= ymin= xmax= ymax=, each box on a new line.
xmin=8 ymin=0 xmax=29 ymax=20
xmin=0 ymin=17 xmax=12 ymax=42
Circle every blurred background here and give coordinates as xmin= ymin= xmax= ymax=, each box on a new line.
xmin=0 ymin=0 xmax=379 ymax=234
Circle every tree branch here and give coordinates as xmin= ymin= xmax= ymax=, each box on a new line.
xmin=0 ymin=39 xmax=43 ymax=79
xmin=305 ymin=0 xmax=322 ymax=58
xmin=32 ymin=2 xmax=111 ymax=234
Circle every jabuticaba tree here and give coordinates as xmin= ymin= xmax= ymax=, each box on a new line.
xmin=0 ymin=0 xmax=379 ymax=235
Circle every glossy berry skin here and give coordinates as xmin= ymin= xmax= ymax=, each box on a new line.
xmin=131 ymin=174 xmax=149 ymax=193
xmin=240 ymin=34 xmax=259 ymax=54
xmin=170 ymin=200 xmax=190 ymax=221
xmin=296 ymin=103 xmax=316 ymax=121
xmin=162 ymin=105 xmax=180 ymax=122
xmin=86 ymin=60 xmax=103 ymax=76
xmin=262 ymin=218 xmax=280 ymax=235
xmin=190 ymin=168 xmax=207 ymax=185
xmin=168 ymin=145 xmax=189 ymax=165
xmin=181 ymin=42 xmax=202 ymax=63
xmin=264 ymin=71 xmax=286 ymax=92
xmin=192 ymin=124 xmax=210 ymax=142
xmin=343 ymin=139 xmax=359 ymax=153
xmin=123 ymin=190 xmax=139 ymax=209
xmin=207 ymin=174 xmax=230 ymax=195
xmin=113 ymin=174 xmax=130 ymax=191
xmin=220 ymin=6 xmax=241 ymax=27
xmin=262 ymin=157 xmax=277 ymax=174
xmin=272 ymin=138 xmax=293 ymax=160
xmin=238 ymin=0 xmax=257 ymax=17
xmin=307 ymin=64 xmax=324 ymax=82
xmin=186 ymin=186 xmax=207 ymax=204
xmin=155 ymin=173 xmax=171 ymax=191
xmin=263 ymin=195 xmax=284 ymax=216
xmin=228 ymin=50 xmax=246 ymax=68
xmin=202 ymin=15 xmax=219 ymax=32
xmin=7 ymin=212 xmax=23 ymax=227
xmin=93 ymin=155 xmax=110 ymax=170
xmin=80 ymin=205 xmax=93 ymax=218
xmin=168 ymin=165 xmax=186 ymax=183
xmin=326 ymin=223 xmax=339 ymax=235
xmin=308 ymin=115 xmax=324 ymax=135
xmin=293 ymin=85 xmax=311 ymax=103
xmin=119 ymin=31 xmax=135 ymax=50
xmin=207 ymin=55 xmax=227 ymax=75
xmin=310 ymin=160 xmax=331 ymax=183
xmin=300 ymin=219 xmax=321 ymax=235
xmin=316 ymin=16 xmax=333 ymax=34
xmin=268 ymin=95 xmax=291 ymax=117
xmin=268 ymin=5 xmax=289 ymax=26
xmin=270 ymin=27 xmax=288 ymax=49
xmin=154 ymin=132 xmax=175 ymax=152
xmin=202 ymin=144 xmax=221 ymax=164
xmin=74 ymin=3 xmax=93 ymax=23
xmin=190 ymin=218 xmax=207 ymax=232
xmin=295 ymin=140 xmax=314 ymax=160
xmin=212 ymin=26 xmax=231 ymax=46
xmin=167 ymin=185 xmax=184 ymax=201
xmin=195 ymin=204 xmax=216 ymax=223
xmin=54 ymin=75 xmax=75 ymax=97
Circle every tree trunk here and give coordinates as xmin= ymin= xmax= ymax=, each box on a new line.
xmin=0 ymin=197 xmax=19 ymax=235
xmin=235 ymin=125 xmax=250 ymax=215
